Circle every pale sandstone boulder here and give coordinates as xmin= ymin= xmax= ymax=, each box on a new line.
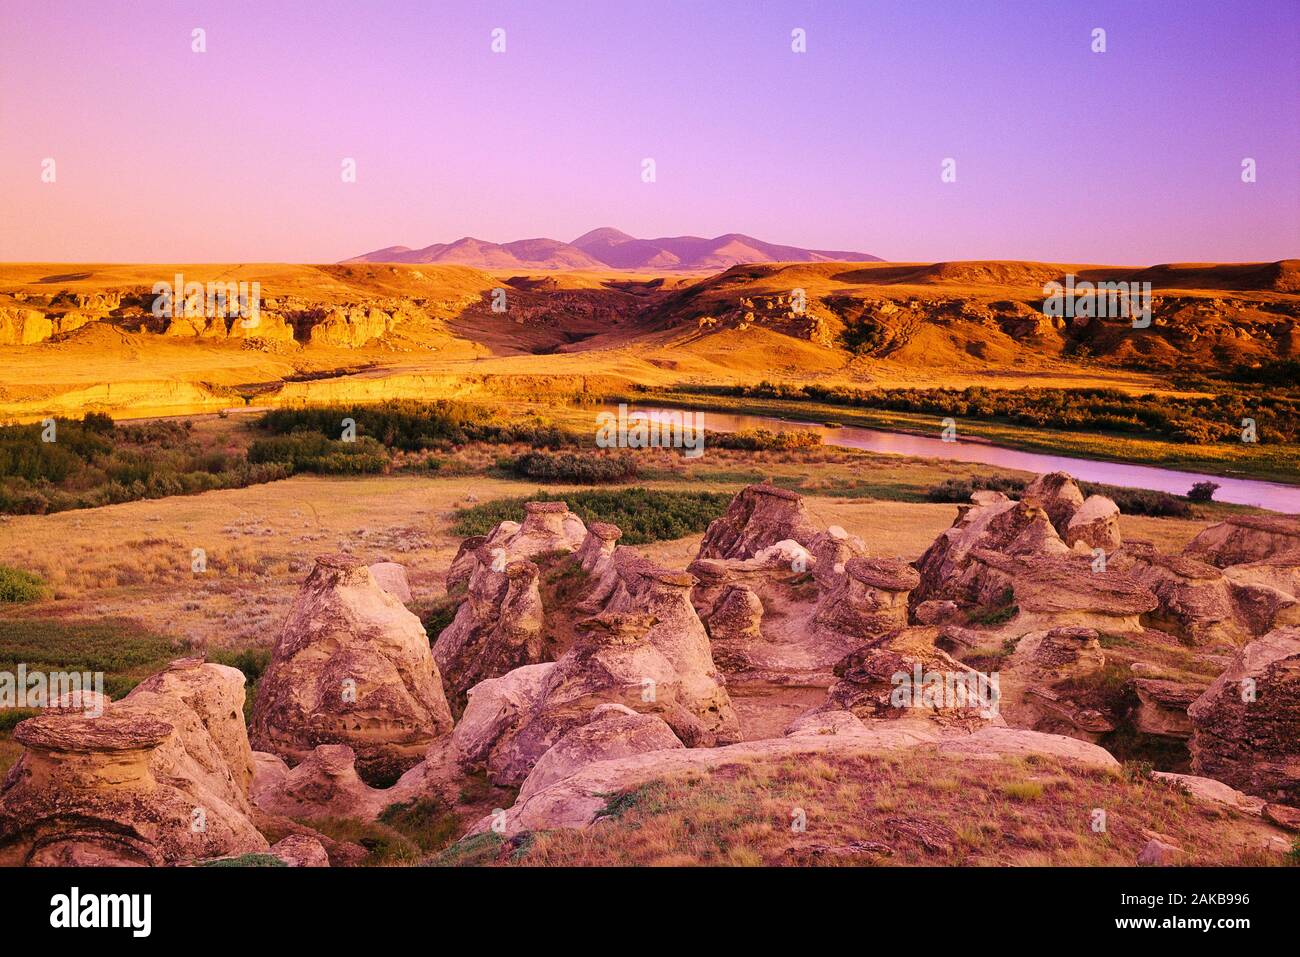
xmin=1136 ymin=837 xmax=1183 ymax=866
xmin=1022 ymin=471 xmax=1086 ymax=536
xmin=367 ymin=561 xmax=413 ymax=605
xmin=452 ymin=663 xmax=556 ymax=770
xmin=1153 ymin=772 xmax=1265 ymax=815
xmin=695 ymin=483 xmax=820 ymax=560
xmin=128 ymin=658 xmax=255 ymax=794
xmin=1184 ymin=515 xmax=1300 ymax=568
xmin=935 ymin=725 xmax=1121 ymax=770
xmin=0 ymin=701 xmax=269 ymax=866
xmin=1187 ymin=626 xmax=1300 ymax=805
xmin=251 ymin=554 xmax=454 ymax=784
xmin=915 ymin=495 xmax=1069 ymax=602
xmin=485 ymin=613 xmax=727 ymax=786
xmin=516 ymin=704 xmax=683 ymax=802
xmin=252 ymin=744 xmax=397 ymax=821
xmin=1065 ymin=495 xmax=1122 ymax=551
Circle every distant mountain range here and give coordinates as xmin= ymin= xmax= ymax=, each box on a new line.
xmin=342 ymin=227 xmax=881 ymax=271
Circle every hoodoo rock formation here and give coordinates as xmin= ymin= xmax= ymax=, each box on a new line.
xmin=695 ymin=483 xmax=820 ymax=560
xmin=433 ymin=501 xmax=587 ymax=704
xmin=0 ymin=662 xmax=269 ymax=866
xmin=914 ymin=493 xmax=1069 ymax=603
xmin=251 ymin=554 xmax=454 ymax=784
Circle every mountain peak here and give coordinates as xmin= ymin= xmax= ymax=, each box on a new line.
xmin=343 ymin=229 xmax=880 ymax=270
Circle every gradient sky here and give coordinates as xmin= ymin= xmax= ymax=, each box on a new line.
xmin=1 ymin=0 xmax=1297 ymax=264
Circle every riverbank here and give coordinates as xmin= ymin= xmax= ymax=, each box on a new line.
xmin=612 ymin=389 xmax=1300 ymax=488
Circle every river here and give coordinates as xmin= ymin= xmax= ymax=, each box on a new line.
xmin=626 ymin=406 xmax=1300 ymax=514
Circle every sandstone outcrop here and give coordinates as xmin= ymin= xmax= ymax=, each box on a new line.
xmin=516 ymin=704 xmax=683 ymax=802
xmin=0 ymin=689 xmax=268 ymax=866
xmin=822 ymin=627 xmax=996 ymax=723
xmin=1022 ymin=471 xmax=1085 ymax=535
xmin=128 ymin=657 xmax=255 ymax=794
xmin=434 ymin=502 xmax=587 ymax=704
xmin=1187 ymin=626 xmax=1300 ymax=805
xmin=252 ymin=744 xmax=407 ymax=821
xmin=695 ymin=483 xmax=819 ymax=560
xmin=1184 ymin=515 xmax=1300 ymax=568
xmin=483 ymin=612 xmax=737 ymax=786
xmin=956 ymin=551 xmax=1157 ymax=635
xmin=599 ymin=553 xmax=739 ymax=738
xmin=251 ymin=554 xmax=454 ymax=784
xmin=1109 ymin=542 xmax=1285 ymax=645
xmin=471 ymin=719 xmax=1122 ymax=838
xmin=367 ymin=561 xmax=413 ymax=605
xmin=914 ymin=493 xmax=1069 ymax=603
xmin=1065 ymin=495 xmax=1122 ymax=551
xmin=1131 ymin=679 xmax=1207 ymax=740
xmin=0 ymin=307 xmax=53 ymax=345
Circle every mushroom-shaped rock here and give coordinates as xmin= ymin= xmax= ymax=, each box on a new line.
xmin=251 ymin=554 xmax=454 ymax=785
xmin=814 ymin=557 xmax=920 ymax=638
xmin=0 ymin=702 xmax=269 ymax=866
xmin=1111 ymin=542 xmax=1262 ymax=645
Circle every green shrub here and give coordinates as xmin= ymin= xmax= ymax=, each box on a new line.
xmin=507 ymin=450 xmax=638 ymax=483
xmin=0 ymin=565 xmax=46 ymax=603
xmin=450 ymin=489 xmax=732 ymax=546
xmin=255 ymin=401 xmax=580 ymax=451
xmin=709 ymin=429 xmax=822 ymax=451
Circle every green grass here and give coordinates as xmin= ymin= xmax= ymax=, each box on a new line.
xmin=0 ymin=617 xmax=178 ymax=700
xmin=450 ymin=488 xmax=733 ymax=546
xmin=0 ymin=565 xmax=46 ymax=603
xmin=198 ymin=853 xmax=287 ymax=867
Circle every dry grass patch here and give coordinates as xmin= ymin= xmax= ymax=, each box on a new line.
xmin=488 ymin=750 xmax=1291 ymax=867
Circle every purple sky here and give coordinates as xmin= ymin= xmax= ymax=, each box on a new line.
xmin=1 ymin=0 xmax=1296 ymax=264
